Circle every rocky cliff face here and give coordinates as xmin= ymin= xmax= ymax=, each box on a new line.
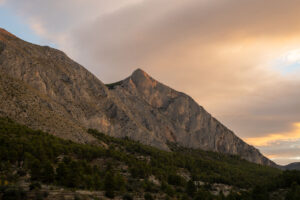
xmin=110 ymin=69 xmax=275 ymax=166
xmin=0 ymin=28 xmax=276 ymax=166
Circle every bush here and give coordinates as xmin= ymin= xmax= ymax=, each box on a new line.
xmin=186 ymin=180 xmax=196 ymax=197
xmin=123 ymin=193 xmax=133 ymax=200
xmin=161 ymin=182 xmax=175 ymax=197
xmin=286 ymin=182 xmax=300 ymax=200
xmin=17 ymin=169 xmax=27 ymax=176
xmin=29 ymin=182 xmax=42 ymax=190
xmin=74 ymin=195 xmax=82 ymax=200
xmin=105 ymin=190 xmax=115 ymax=198
xmin=1 ymin=187 xmax=27 ymax=200
xmin=34 ymin=191 xmax=44 ymax=200
xmin=251 ymin=185 xmax=269 ymax=200
xmin=193 ymin=189 xmax=213 ymax=200
xmin=168 ymin=174 xmax=185 ymax=186
xmin=144 ymin=193 xmax=154 ymax=200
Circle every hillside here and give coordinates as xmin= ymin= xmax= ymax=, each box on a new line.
xmin=284 ymin=162 xmax=300 ymax=170
xmin=0 ymin=28 xmax=275 ymax=166
xmin=2 ymin=117 xmax=300 ymax=200
xmin=109 ymin=69 xmax=275 ymax=166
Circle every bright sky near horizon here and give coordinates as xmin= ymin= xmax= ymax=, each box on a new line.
xmin=1 ymin=0 xmax=300 ymax=165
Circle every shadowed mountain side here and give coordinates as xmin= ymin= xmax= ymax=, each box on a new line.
xmin=283 ymin=162 xmax=300 ymax=170
xmin=0 ymin=28 xmax=167 ymax=149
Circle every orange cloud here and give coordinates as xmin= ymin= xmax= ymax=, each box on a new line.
xmin=245 ymin=122 xmax=300 ymax=147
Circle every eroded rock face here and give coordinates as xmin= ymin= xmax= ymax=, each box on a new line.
xmin=0 ymin=72 xmax=95 ymax=143
xmin=0 ymin=28 xmax=275 ymax=166
xmin=0 ymin=28 xmax=113 ymax=143
xmin=110 ymin=69 xmax=276 ymax=166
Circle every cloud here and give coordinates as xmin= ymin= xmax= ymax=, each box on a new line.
xmin=2 ymin=0 xmax=300 ymax=164
xmin=260 ymin=139 xmax=300 ymax=165
xmin=69 ymin=0 xmax=300 ymax=77
xmin=217 ymin=79 xmax=300 ymax=137
xmin=245 ymin=123 xmax=300 ymax=147
xmin=3 ymin=0 xmax=143 ymax=45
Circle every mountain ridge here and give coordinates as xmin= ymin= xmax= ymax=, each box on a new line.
xmin=283 ymin=162 xmax=300 ymax=170
xmin=110 ymin=68 xmax=276 ymax=166
xmin=0 ymin=28 xmax=276 ymax=167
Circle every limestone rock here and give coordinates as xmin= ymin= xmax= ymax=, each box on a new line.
xmin=110 ymin=69 xmax=276 ymax=166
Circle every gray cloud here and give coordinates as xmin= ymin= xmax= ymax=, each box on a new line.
xmin=69 ymin=0 xmax=300 ymax=79
xmin=218 ymin=80 xmax=300 ymax=138
xmin=260 ymin=139 xmax=300 ymax=165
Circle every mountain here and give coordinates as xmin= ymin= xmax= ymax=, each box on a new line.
xmin=110 ymin=69 xmax=276 ymax=166
xmin=0 ymin=28 xmax=275 ymax=166
xmin=284 ymin=162 xmax=300 ymax=170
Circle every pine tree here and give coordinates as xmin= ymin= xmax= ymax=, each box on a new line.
xmin=186 ymin=180 xmax=196 ymax=197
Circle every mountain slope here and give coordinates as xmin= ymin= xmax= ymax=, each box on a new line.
xmin=0 ymin=28 xmax=275 ymax=166
xmin=284 ymin=162 xmax=300 ymax=170
xmin=0 ymin=71 xmax=95 ymax=143
xmin=0 ymin=28 xmax=167 ymax=148
xmin=109 ymin=69 xmax=275 ymax=166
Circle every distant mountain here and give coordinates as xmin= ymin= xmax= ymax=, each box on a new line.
xmin=0 ymin=28 xmax=275 ymax=166
xmin=284 ymin=162 xmax=300 ymax=170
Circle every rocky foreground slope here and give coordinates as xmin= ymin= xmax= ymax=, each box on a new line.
xmin=0 ymin=28 xmax=275 ymax=166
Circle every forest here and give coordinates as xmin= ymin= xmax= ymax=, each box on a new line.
xmin=0 ymin=117 xmax=299 ymax=199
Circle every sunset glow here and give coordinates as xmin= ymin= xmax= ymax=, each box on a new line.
xmin=245 ymin=123 xmax=300 ymax=147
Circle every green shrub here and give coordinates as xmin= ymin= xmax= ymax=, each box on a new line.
xmin=123 ymin=193 xmax=133 ymax=200
xmin=286 ymin=182 xmax=300 ymax=200
xmin=29 ymin=182 xmax=42 ymax=190
xmin=168 ymin=174 xmax=185 ymax=186
xmin=144 ymin=193 xmax=154 ymax=200
xmin=1 ymin=187 xmax=27 ymax=200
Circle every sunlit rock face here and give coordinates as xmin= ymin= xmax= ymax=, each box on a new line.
xmin=0 ymin=28 xmax=275 ymax=166
xmin=111 ymin=69 xmax=276 ymax=166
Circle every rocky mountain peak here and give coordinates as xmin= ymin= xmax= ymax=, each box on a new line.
xmin=131 ymin=68 xmax=149 ymax=77
xmin=129 ymin=68 xmax=157 ymax=89
xmin=112 ymin=68 xmax=277 ymax=166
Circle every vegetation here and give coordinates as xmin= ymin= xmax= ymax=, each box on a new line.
xmin=0 ymin=117 xmax=300 ymax=199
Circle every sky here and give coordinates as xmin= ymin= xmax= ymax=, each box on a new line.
xmin=0 ymin=0 xmax=300 ymax=165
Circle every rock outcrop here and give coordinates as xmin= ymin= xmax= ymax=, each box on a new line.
xmin=0 ymin=28 xmax=276 ymax=166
